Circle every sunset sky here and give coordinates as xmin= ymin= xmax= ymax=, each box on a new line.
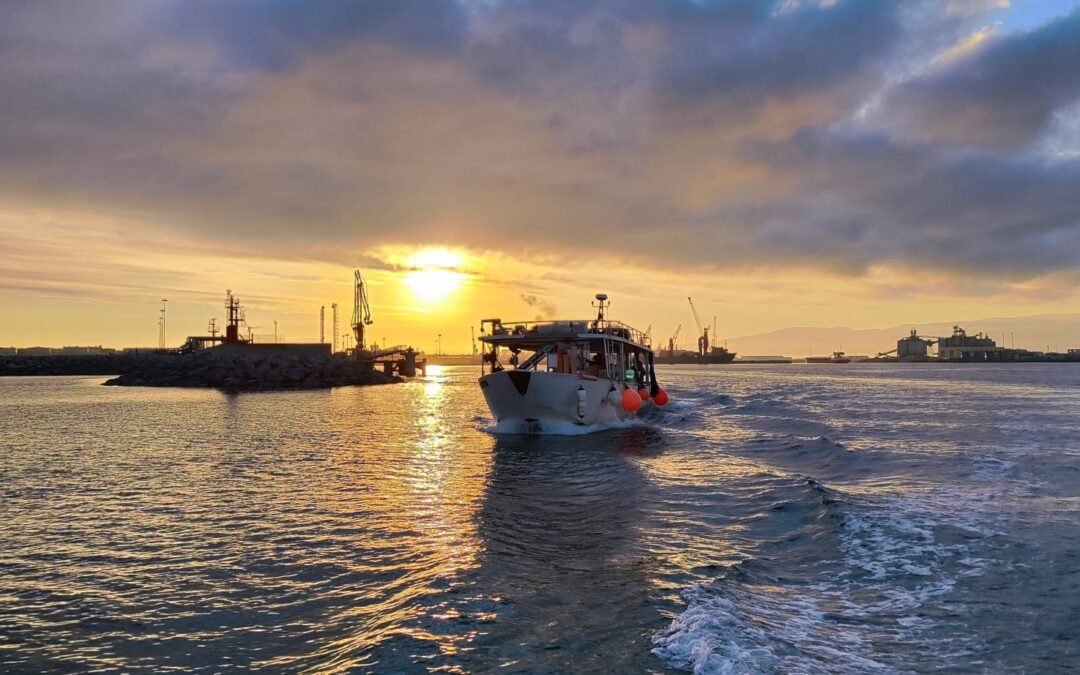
xmin=3 ymin=0 xmax=1080 ymax=353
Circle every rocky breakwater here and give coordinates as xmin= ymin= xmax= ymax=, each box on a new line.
xmin=103 ymin=352 xmax=401 ymax=391
xmin=1 ymin=353 xmax=169 ymax=376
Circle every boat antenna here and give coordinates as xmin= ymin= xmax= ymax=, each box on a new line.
xmin=593 ymin=293 xmax=609 ymax=323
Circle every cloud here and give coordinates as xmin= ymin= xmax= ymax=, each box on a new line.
xmin=729 ymin=129 xmax=1080 ymax=274
xmin=945 ymin=0 xmax=1009 ymax=18
xmin=0 ymin=0 xmax=1077 ymax=287
xmin=878 ymin=8 xmax=1080 ymax=149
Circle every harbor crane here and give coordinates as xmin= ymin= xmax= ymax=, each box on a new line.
xmin=668 ymin=324 xmax=682 ymax=355
xmin=688 ymin=297 xmax=709 ymax=356
xmin=351 ymin=269 xmax=373 ymax=353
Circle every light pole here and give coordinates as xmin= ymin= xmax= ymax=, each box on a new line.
xmin=437 ymin=333 xmax=442 ymax=356
xmin=160 ymin=299 xmax=168 ymax=348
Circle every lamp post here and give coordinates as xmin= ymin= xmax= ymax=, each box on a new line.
xmin=160 ymin=299 xmax=168 ymax=348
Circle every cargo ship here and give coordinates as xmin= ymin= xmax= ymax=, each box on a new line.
xmin=806 ymin=351 xmax=851 ymax=364
xmin=655 ymin=346 xmax=736 ymax=365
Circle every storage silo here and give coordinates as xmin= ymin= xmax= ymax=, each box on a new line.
xmin=897 ymin=329 xmax=930 ymax=359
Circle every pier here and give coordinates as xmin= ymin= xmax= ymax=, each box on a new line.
xmin=362 ymin=345 xmax=427 ymax=377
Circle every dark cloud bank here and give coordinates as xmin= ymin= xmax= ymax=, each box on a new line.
xmin=1 ymin=0 xmax=1078 ymax=278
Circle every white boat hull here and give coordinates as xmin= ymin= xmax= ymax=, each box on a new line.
xmin=479 ymin=370 xmax=643 ymax=427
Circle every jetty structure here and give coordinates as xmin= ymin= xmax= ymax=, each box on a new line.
xmin=0 ymin=266 xmax=434 ymax=386
xmin=177 ymin=270 xmax=427 ymax=378
xmin=180 ymin=290 xmax=330 ymax=359
xmin=96 ymin=285 xmax=398 ymax=390
xmin=83 ymin=269 xmax=424 ymax=389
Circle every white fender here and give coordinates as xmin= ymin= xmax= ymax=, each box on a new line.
xmin=576 ymin=386 xmax=587 ymax=418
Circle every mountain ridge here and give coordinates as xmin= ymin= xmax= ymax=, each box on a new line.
xmin=721 ymin=313 xmax=1080 ymax=357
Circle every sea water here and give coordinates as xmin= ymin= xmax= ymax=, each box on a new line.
xmin=1 ymin=364 xmax=1078 ymax=672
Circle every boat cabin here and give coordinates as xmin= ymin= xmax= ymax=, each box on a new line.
xmin=479 ymin=317 xmax=655 ymax=389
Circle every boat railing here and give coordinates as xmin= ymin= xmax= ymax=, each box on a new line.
xmin=480 ymin=318 xmax=651 ymax=347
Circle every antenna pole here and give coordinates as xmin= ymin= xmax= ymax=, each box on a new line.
xmin=160 ymin=299 xmax=168 ymax=348
xmin=593 ymin=293 xmax=609 ymax=323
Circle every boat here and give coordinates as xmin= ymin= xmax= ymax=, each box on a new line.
xmin=478 ymin=294 xmax=668 ymax=430
xmin=806 ymin=351 xmax=851 ymax=364
xmin=655 ymin=346 xmax=736 ymax=365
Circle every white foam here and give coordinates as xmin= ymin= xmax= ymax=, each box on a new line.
xmin=669 ymin=400 xmax=700 ymax=410
xmin=651 ymin=595 xmax=780 ymax=673
xmin=967 ymin=454 xmax=1017 ymax=483
xmin=654 ymin=493 xmax=1001 ymax=673
xmin=652 ymin=583 xmax=890 ymax=674
xmin=478 ymin=416 xmax=649 ymax=436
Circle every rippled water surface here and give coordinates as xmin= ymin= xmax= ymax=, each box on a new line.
xmin=3 ymin=364 xmax=1080 ymax=673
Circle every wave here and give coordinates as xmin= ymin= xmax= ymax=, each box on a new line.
xmin=740 ymin=436 xmax=886 ymax=482
xmin=653 ymin=478 xmax=996 ymax=673
xmin=731 ymin=396 xmax=791 ymax=415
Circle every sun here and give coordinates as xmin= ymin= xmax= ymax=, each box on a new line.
xmin=405 ymin=268 xmax=463 ymax=302
xmin=403 ymin=248 xmax=466 ymax=303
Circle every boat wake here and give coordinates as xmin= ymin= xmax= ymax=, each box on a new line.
xmin=651 ymin=480 xmax=998 ymax=673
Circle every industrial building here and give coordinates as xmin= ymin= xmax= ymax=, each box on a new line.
xmin=882 ymin=326 xmax=1052 ymax=362
xmin=897 ymin=329 xmax=933 ymax=359
xmin=878 ymin=326 xmax=1052 ymax=362
xmin=936 ymin=326 xmax=1007 ymax=361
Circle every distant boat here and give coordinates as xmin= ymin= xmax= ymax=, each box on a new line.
xmin=806 ymin=351 xmax=851 ymax=364
xmin=477 ymin=294 xmax=667 ymax=430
